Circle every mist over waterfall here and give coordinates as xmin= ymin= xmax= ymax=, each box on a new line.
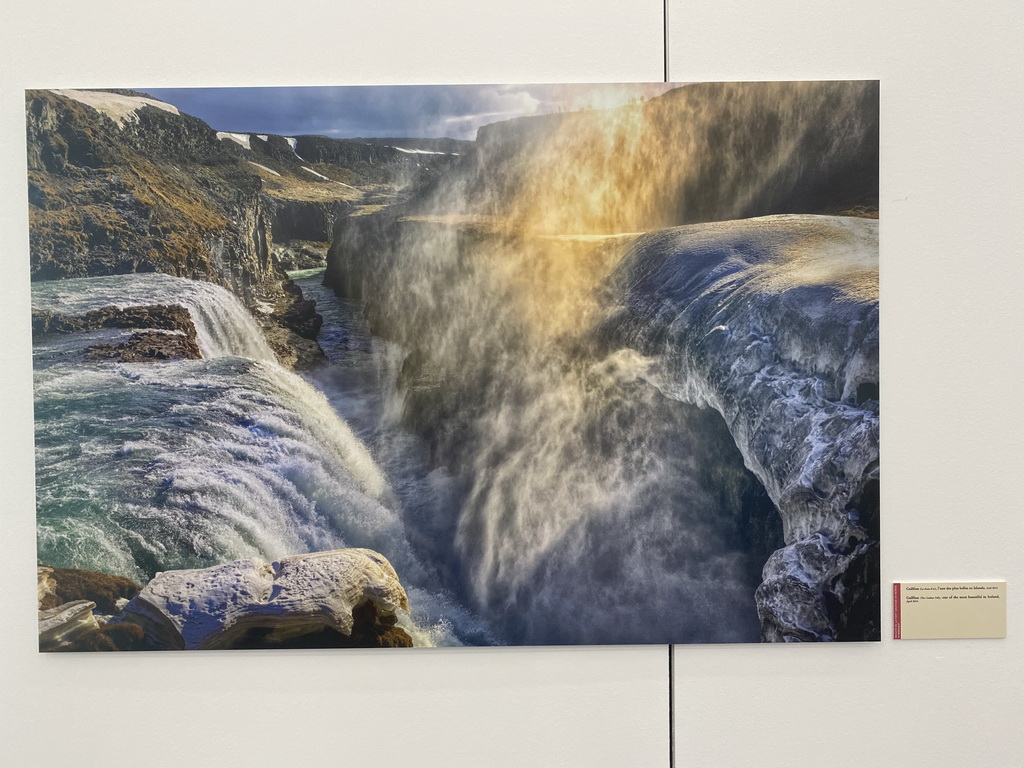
xmin=327 ymin=80 xmax=879 ymax=643
xmin=31 ymin=80 xmax=879 ymax=646
xmin=421 ymin=80 xmax=879 ymax=234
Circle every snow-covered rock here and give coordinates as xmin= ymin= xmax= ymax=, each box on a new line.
xmin=607 ymin=214 xmax=879 ymax=641
xmin=115 ymin=549 xmax=411 ymax=650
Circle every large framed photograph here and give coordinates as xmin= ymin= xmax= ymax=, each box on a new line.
xmin=29 ymin=81 xmax=879 ymax=651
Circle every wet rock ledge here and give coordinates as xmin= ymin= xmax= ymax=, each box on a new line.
xmin=32 ymin=304 xmax=203 ymax=362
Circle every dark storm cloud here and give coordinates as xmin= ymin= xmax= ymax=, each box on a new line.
xmin=143 ymin=83 xmax=680 ymax=140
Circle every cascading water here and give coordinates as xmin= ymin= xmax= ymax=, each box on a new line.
xmin=32 ymin=273 xmax=490 ymax=647
xmin=31 ymin=273 xmax=275 ymax=360
xmin=334 ymin=224 xmax=784 ymax=644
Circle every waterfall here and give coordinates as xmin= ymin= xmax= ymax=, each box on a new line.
xmin=327 ymin=82 xmax=880 ymax=644
xmin=30 ymin=273 xmax=275 ymax=360
xmin=337 ymin=221 xmax=782 ymax=644
xmin=31 ymin=273 xmax=489 ymax=647
xmin=33 ymin=80 xmax=879 ymax=646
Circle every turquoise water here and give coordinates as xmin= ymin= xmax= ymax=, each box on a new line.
xmin=31 ymin=274 xmax=486 ymax=646
xmin=286 ymin=267 xmax=327 ymax=281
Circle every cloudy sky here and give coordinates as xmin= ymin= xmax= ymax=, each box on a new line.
xmin=144 ymin=83 xmax=681 ymax=140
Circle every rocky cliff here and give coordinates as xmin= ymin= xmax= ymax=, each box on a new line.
xmin=27 ymin=90 xmax=273 ymax=289
xmin=25 ymin=89 xmax=326 ymax=367
xmin=410 ymin=80 xmax=878 ymax=233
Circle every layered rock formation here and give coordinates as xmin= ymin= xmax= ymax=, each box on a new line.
xmin=32 ymin=303 xmax=203 ymax=362
xmin=38 ymin=550 xmax=413 ymax=651
xmin=37 ymin=565 xmax=142 ymax=651
xmin=27 ymin=90 xmax=273 ymax=289
xmin=269 ymin=199 xmax=349 ymax=244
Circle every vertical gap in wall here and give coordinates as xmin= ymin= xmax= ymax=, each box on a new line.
xmin=668 ymin=644 xmax=675 ymax=768
xmin=664 ymin=0 xmax=674 ymax=751
xmin=663 ymin=0 xmax=670 ymax=82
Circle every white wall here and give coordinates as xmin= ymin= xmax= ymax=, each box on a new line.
xmin=670 ymin=3 xmax=1024 ymax=766
xmin=1 ymin=2 xmax=1020 ymax=766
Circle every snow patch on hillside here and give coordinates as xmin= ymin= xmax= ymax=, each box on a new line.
xmin=284 ymin=137 xmax=305 ymax=160
xmin=301 ymin=166 xmax=330 ymax=181
xmin=248 ymin=161 xmax=281 ymax=176
xmin=390 ymin=146 xmax=456 ymax=156
xmin=51 ymin=89 xmax=180 ymax=127
xmin=217 ymin=132 xmax=251 ymax=150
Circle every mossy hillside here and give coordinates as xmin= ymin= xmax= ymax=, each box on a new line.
xmin=26 ymin=90 xmax=278 ymax=295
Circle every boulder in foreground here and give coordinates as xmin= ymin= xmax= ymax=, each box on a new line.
xmin=113 ymin=548 xmax=412 ymax=650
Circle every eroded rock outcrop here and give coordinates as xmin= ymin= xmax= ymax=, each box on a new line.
xmin=38 ymin=566 xmax=142 ymax=613
xmin=39 ymin=600 xmax=101 ymax=650
xmin=272 ymin=240 xmax=329 ymax=272
xmin=38 ymin=565 xmax=140 ymax=650
xmin=269 ymin=199 xmax=349 ymax=244
xmin=81 ymin=331 xmax=200 ymax=362
xmin=32 ymin=303 xmax=195 ymax=336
